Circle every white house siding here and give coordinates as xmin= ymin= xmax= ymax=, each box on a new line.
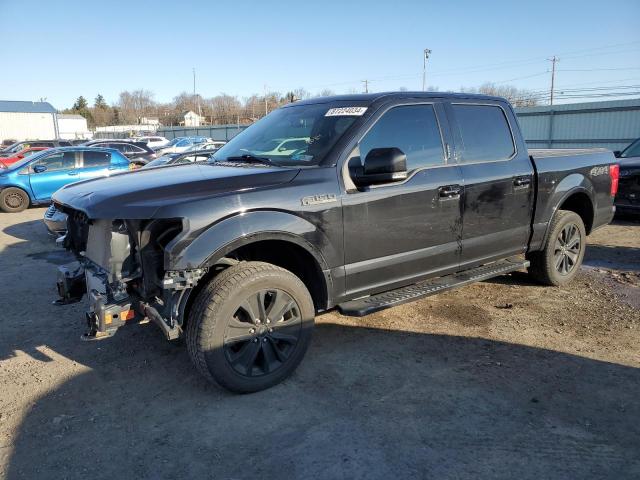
xmin=0 ymin=111 xmax=57 ymax=142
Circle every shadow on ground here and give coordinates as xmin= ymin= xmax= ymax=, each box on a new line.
xmin=4 ymin=321 xmax=640 ymax=480
xmin=584 ymin=244 xmax=640 ymax=271
xmin=1 ymin=214 xmax=639 ymax=480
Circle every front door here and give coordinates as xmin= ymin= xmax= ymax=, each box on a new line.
xmin=446 ymin=102 xmax=534 ymax=267
xmin=342 ymin=102 xmax=463 ymax=298
xmin=28 ymin=151 xmax=78 ymax=201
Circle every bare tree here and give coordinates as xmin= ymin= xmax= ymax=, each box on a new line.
xmin=317 ymin=89 xmax=336 ymax=97
xmin=207 ymin=94 xmax=242 ymax=124
xmin=463 ymin=82 xmax=539 ymax=107
xmin=117 ymin=89 xmax=156 ymax=123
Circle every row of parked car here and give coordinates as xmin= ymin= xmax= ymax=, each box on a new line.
xmin=0 ymin=132 xmax=637 ymax=227
xmin=0 ymin=136 xmax=227 ymax=214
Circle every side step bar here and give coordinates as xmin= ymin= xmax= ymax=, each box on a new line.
xmin=337 ymin=257 xmax=529 ymax=317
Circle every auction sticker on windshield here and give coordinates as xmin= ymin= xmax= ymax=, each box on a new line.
xmin=325 ymin=107 xmax=368 ymax=116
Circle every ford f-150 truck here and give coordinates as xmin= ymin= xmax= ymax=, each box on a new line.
xmin=51 ymin=92 xmax=619 ymax=393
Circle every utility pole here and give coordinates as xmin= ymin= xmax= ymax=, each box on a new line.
xmin=264 ymin=84 xmax=268 ymax=116
xmin=548 ymin=56 xmax=559 ymax=105
xmin=193 ymin=67 xmax=200 ymax=117
xmin=422 ymin=48 xmax=432 ymax=91
xmin=361 ymin=80 xmax=369 ymax=93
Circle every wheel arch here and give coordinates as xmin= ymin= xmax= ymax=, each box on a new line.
xmin=540 ymin=186 xmax=595 ymax=249
xmin=172 ymin=211 xmax=334 ymax=323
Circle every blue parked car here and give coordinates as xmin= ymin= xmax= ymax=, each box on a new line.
xmin=0 ymin=147 xmax=131 ymax=212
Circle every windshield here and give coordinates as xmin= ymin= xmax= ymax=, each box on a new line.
xmin=165 ymin=137 xmax=183 ymax=147
xmin=621 ymin=139 xmax=640 ymax=158
xmin=1 ymin=142 xmax=24 ymax=154
xmin=5 ymin=148 xmax=55 ymax=170
xmin=212 ymin=103 xmax=361 ymax=166
xmin=144 ymin=157 xmax=171 ymax=168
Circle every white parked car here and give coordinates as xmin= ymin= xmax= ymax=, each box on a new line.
xmin=182 ymin=141 xmax=226 ymax=153
xmin=134 ymin=136 xmax=170 ymax=149
xmin=155 ymin=136 xmax=212 ymax=155
xmin=254 ymin=137 xmax=309 ymax=156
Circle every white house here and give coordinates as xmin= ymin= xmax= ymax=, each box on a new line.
xmin=57 ymin=114 xmax=91 ymax=140
xmin=182 ymin=110 xmax=204 ymax=127
xmin=0 ymin=100 xmax=58 ymax=143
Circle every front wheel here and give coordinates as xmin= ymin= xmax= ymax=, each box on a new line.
xmin=527 ymin=210 xmax=586 ymax=286
xmin=0 ymin=187 xmax=30 ymax=213
xmin=186 ymin=261 xmax=315 ymax=393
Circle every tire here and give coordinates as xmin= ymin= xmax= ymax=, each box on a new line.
xmin=527 ymin=210 xmax=586 ymax=286
xmin=0 ymin=187 xmax=30 ymax=213
xmin=186 ymin=261 xmax=315 ymax=393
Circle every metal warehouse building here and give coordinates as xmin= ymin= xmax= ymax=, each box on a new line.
xmin=0 ymin=100 xmax=58 ymax=144
xmin=515 ymin=98 xmax=640 ymax=152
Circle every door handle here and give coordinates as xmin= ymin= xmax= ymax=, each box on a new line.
xmin=513 ymin=176 xmax=531 ymax=188
xmin=67 ymin=171 xmax=78 ymax=176
xmin=438 ymin=185 xmax=462 ymax=199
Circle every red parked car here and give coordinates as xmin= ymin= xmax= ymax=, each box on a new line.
xmin=0 ymin=147 xmax=50 ymax=168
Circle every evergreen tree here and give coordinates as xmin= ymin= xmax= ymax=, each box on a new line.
xmin=94 ymin=94 xmax=108 ymax=109
xmin=72 ymin=96 xmax=88 ymax=111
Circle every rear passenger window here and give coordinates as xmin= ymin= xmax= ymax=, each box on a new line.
xmin=83 ymin=151 xmax=111 ymax=167
xmin=452 ymin=104 xmax=515 ymax=162
xmin=359 ymin=104 xmax=444 ymax=172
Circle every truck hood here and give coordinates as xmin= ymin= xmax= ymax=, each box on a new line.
xmin=52 ymin=162 xmax=300 ymax=218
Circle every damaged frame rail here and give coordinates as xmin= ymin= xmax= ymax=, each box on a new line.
xmin=54 ymin=217 xmax=206 ymax=341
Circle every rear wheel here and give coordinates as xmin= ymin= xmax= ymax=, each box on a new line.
xmin=0 ymin=187 xmax=30 ymax=213
xmin=186 ymin=261 xmax=315 ymax=393
xmin=527 ymin=210 xmax=586 ymax=286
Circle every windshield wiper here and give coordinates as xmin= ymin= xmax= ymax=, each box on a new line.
xmin=224 ymin=154 xmax=275 ymax=166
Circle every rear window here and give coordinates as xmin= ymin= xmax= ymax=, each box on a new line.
xmin=83 ymin=151 xmax=111 ymax=167
xmin=452 ymin=104 xmax=515 ymax=162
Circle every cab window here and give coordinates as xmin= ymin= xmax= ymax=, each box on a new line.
xmin=451 ymin=104 xmax=515 ymax=162
xmin=359 ymin=104 xmax=445 ymax=172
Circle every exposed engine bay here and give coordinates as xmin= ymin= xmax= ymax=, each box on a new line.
xmin=56 ymin=205 xmax=205 ymax=340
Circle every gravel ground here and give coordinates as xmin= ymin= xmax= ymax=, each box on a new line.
xmin=0 ymin=208 xmax=638 ymax=480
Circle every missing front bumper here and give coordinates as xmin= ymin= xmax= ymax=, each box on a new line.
xmin=82 ymin=290 xmax=139 ymax=340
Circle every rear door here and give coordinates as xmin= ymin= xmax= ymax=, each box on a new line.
xmin=446 ymin=101 xmax=534 ymax=267
xmin=342 ymin=101 xmax=464 ymax=297
xmin=28 ymin=151 xmax=79 ymax=201
xmin=76 ymin=150 xmax=113 ymax=181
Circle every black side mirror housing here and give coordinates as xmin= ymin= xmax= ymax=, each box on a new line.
xmin=33 ymin=165 xmax=47 ymax=173
xmin=354 ymin=147 xmax=408 ymax=186
xmin=613 ymin=150 xmax=621 ymax=158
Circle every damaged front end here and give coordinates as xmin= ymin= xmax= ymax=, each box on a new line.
xmin=55 ymin=206 xmax=205 ymax=341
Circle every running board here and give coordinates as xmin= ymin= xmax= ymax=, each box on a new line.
xmin=337 ymin=257 xmax=529 ymax=317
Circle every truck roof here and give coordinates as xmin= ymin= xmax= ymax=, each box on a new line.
xmin=289 ymin=91 xmax=507 ymax=107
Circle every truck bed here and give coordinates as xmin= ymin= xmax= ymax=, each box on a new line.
xmin=528 ymin=148 xmax=617 ymax=250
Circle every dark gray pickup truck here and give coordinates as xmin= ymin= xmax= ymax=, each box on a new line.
xmin=51 ymin=92 xmax=619 ymax=392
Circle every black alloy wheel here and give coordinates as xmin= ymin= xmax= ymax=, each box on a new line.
xmin=223 ymin=289 xmax=302 ymax=377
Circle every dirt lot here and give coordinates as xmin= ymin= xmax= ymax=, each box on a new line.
xmin=0 ymin=208 xmax=638 ymax=480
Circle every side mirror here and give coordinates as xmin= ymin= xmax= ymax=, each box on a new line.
xmin=33 ymin=165 xmax=47 ymax=173
xmin=613 ymin=150 xmax=621 ymax=158
xmin=354 ymin=147 xmax=408 ymax=186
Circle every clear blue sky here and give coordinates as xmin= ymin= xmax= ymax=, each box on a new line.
xmin=1 ymin=0 xmax=638 ymax=108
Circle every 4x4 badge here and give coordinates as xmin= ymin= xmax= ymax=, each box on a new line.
xmin=301 ymin=194 xmax=337 ymax=206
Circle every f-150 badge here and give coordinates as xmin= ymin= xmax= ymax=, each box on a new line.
xmin=301 ymin=194 xmax=338 ymax=206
